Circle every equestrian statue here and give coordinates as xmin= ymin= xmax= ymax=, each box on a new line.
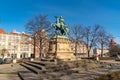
xmin=52 ymin=16 xmax=69 ymax=37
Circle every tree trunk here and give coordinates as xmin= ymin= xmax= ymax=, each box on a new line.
xmin=39 ymin=39 xmax=42 ymax=61
xmin=75 ymin=41 xmax=77 ymax=54
xmin=88 ymin=50 xmax=90 ymax=57
xmin=87 ymin=34 xmax=90 ymax=57
xmin=101 ymin=43 xmax=104 ymax=57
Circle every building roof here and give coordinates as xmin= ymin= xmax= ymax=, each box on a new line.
xmin=0 ymin=28 xmax=6 ymax=34
xmin=0 ymin=28 xmax=30 ymax=38
xmin=21 ymin=32 xmax=30 ymax=37
xmin=9 ymin=30 xmax=19 ymax=35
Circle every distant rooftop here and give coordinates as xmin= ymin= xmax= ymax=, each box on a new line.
xmin=0 ymin=28 xmax=6 ymax=34
xmin=0 ymin=28 xmax=27 ymax=35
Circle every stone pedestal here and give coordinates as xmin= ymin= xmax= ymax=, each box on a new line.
xmin=48 ymin=36 xmax=76 ymax=60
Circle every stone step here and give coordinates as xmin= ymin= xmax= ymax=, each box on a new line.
xmin=20 ymin=63 xmax=77 ymax=80
xmin=20 ymin=63 xmax=43 ymax=74
xmin=46 ymin=66 xmax=72 ymax=72
xmin=18 ymin=71 xmax=39 ymax=80
xmin=31 ymin=61 xmax=55 ymax=67
xmin=39 ymin=69 xmax=78 ymax=79
xmin=41 ymin=58 xmax=54 ymax=62
xmin=21 ymin=62 xmax=66 ymax=73
xmin=30 ymin=61 xmax=78 ymax=72
xmin=24 ymin=62 xmax=46 ymax=70
xmin=109 ymin=65 xmax=120 ymax=69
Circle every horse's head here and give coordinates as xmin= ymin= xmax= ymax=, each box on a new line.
xmin=59 ymin=16 xmax=64 ymax=22
xmin=55 ymin=16 xmax=58 ymax=18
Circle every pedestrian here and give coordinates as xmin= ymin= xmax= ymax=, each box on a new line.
xmin=95 ymin=53 xmax=99 ymax=62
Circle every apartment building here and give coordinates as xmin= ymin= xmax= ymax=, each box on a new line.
xmin=94 ymin=48 xmax=109 ymax=57
xmin=0 ymin=29 xmax=33 ymax=59
xmin=70 ymin=40 xmax=93 ymax=57
xmin=32 ymin=29 xmax=49 ymax=58
xmin=0 ymin=28 xmax=94 ymax=59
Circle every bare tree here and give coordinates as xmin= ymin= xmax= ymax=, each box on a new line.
xmin=69 ymin=24 xmax=84 ymax=54
xmin=25 ymin=15 xmax=51 ymax=60
xmin=1 ymin=48 xmax=9 ymax=58
xmin=109 ymin=41 xmax=120 ymax=56
xmin=84 ymin=25 xmax=102 ymax=57
xmin=97 ymin=27 xmax=112 ymax=57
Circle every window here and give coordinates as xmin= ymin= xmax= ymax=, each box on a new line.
xmin=0 ymin=42 xmax=5 ymax=46
xmin=11 ymin=54 xmax=17 ymax=59
xmin=0 ymin=35 xmax=5 ymax=40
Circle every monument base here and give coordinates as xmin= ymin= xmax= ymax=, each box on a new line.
xmin=47 ymin=36 xmax=76 ymax=61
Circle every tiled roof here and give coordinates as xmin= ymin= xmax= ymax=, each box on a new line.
xmin=0 ymin=28 xmax=6 ymax=34
xmin=21 ymin=32 xmax=30 ymax=37
xmin=9 ymin=31 xmax=18 ymax=35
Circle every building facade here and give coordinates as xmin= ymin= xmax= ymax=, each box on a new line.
xmin=0 ymin=29 xmax=33 ymax=59
xmin=32 ymin=29 xmax=49 ymax=58
xmin=0 ymin=28 xmax=94 ymax=59
xmin=94 ymin=48 xmax=109 ymax=57
xmin=70 ymin=40 xmax=93 ymax=57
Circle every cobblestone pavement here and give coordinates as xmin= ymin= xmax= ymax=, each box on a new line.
xmin=0 ymin=74 xmax=20 ymax=80
xmin=100 ymin=60 xmax=120 ymax=63
xmin=0 ymin=63 xmax=24 ymax=73
xmin=52 ymin=60 xmax=120 ymax=80
xmin=0 ymin=63 xmax=26 ymax=80
xmin=0 ymin=60 xmax=120 ymax=80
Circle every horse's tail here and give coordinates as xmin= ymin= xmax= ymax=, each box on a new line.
xmin=66 ymin=27 xmax=69 ymax=34
xmin=64 ymin=26 xmax=69 ymax=32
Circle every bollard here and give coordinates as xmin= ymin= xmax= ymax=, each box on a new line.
xmin=30 ymin=58 xmax=34 ymax=61
xmin=13 ymin=59 xmax=17 ymax=63
xmin=95 ymin=53 xmax=99 ymax=62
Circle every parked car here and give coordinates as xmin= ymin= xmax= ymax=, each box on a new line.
xmin=0 ymin=58 xmax=4 ymax=64
xmin=4 ymin=58 xmax=12 ymax=64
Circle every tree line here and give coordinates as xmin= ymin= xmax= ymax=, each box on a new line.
xmin=69 ymin=24 xmax=112 ymax=57
xmin=25 ymin=14 xmax=113 ymax=59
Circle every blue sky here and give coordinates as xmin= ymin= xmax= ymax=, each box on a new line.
xmin=0 ymin=0 xmax=120 ymax=42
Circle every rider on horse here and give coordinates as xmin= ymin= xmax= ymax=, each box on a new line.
xmin=52 ymin=16 xmax=69 ymax=36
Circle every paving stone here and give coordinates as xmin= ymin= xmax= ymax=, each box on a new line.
xmin=18 ymin=71 xmax=39 ymax=80
xmin=19 ymin=60 xmax=120 ymax=80
xmin=0 ymin=74 xmax=21 ymax=80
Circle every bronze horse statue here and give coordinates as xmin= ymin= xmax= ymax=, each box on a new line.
xmin=52 ymin=16 xmax=69 ymax=36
